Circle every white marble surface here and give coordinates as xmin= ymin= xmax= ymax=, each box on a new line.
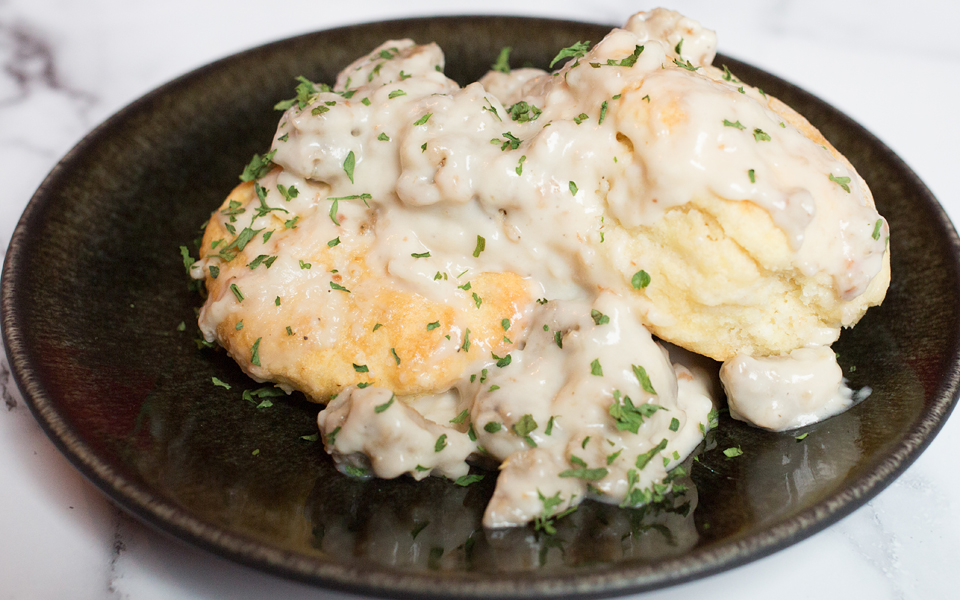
xmin=2 ymin=1 xmax=959 ymax=598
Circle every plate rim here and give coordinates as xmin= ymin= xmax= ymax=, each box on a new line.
xmin=3 ymin=14 xmax=960 ymax=599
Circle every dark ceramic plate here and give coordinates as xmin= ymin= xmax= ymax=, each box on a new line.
xmin=3 ymin=15 xmax=960 ymax=599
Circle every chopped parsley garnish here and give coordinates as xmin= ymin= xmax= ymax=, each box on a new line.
xmin=606 ymin=449 xmax=622 ymax=465
xmin=179 ymin=246 xmax=195 ymax=272
xmin=723 ymin=119 xmax=745 ymax=130
xmin=473 ymin=235 xmax=486 ymax=257
xmin=829 ymin=173 xmax=852 ymax=193
xmin=482 ymin=98 xmax=501 ymax=121
xmin=327 ymin=237 xmax=341 ymax=247
xmin=377 ymin=132 xmax=390 ymax=141
xmin=278 ymin=132 xmax=289 ymax=142
xmin=343 ymin=465 xmax=368 ymax=477
xmin=675 ymin=38 xmax=684 ymax=55
xmin=300 ymin=433 xmax=319 ymax=442
xmin=455 ymin=473 xmax=485 ymax=486
xmin=669 ymin=417 xmax=680 ymax=432
xmin=361 ymin=97 xmax=372 ymax=106
xmin=872 ymin=219 xmax=883 ymax=240
xmin=721 ymin=64 xmax=740 ymax=82
xmin=275 ymin=296 xmax=281 ymax=306
xmin=507 ymin=101 xmax=542 ymax=122
xmin=796 ymin=432 xmax=809 ymax=442
xmin=390 ymin=347 xmax=401 ymax=365
xmin=212 ymin=377 xmax=231 ymax=389
xmin=549 ymin=41 xmax=591 ymax=69
xmin=353 ymin=363 xmax=369 ymax=373
xmin=635 ymin=438 xmax=668 ymax=469
xmin=411 ymin=251 xmax=431 ymax=258
xmin=450 ymin=409 xmax=469 ymax=424
xmin=559 ymin=465 xmax=608 ymax=480
xmin=492 ymin=46 xmax=511 ymax=73
xmin=250 ymin=338 xmax=262 ymax=366
xmin=516 ymin=155 xmax=526 ymax=175
xmin=723 ymin=446 xmax=743 ymax=458
xmin=673 ymin=58 xmax=699 ymax=71
xmin=545 ymin=416 xmax=556 ymax=435
xmin=326 ymin=280 xmax=347 ymax=292
xmin=413 ymin=113 xmax=432 ymax=126
xmin=569 ymin=181 xmax=578 ymax=195
xmin=590 ymin=309 xmax=609 ymax=325
xmin=501 ymin=318 xmax=511 ymax=331
xmin=461 ymin=328 xmax=471 ymax=352
xmin=581 ymin=437 xmax=590 ymax=449
xmin=748 ymin=169 xmax=756 ymax=183
xmin=492 ymin=352 xmax=512 ymax=368
xmin=239 ymin=150 xmax=277 ymax=181
xmin=631 ymin=270 xmax=651 ymax=289
xmin=278 ymin=184 xmax=299 ymax=201
xmin=374 ymin=394 xmax=395 ymax=413
xmin=343 ymin=151 xmax=356 ymax=183
xmin=372 ymin=323 xmax=383 ymax=331
xmin=609 ymin=390 xmax=664 ymax=433
xmin=590 ymin=358 xmax=603 ymax=376
xmin=435 ymin=434 xmax=448 ymax=452
xmin=326 ymin=426 xmax=341 ymax=445
xmin=426 ymin=321 xmax=440 ymax=331
xmin=286 ymin=326 xmax=293 ymax=335
xmin=554 ymin=331 xmax=563 ymax=348
xmin=421 ymin=142 xmax=427 ymax=152
xmin=534 ymin=490 xmax=576 ymax=535
xmin=230 ymin=283 xmax=244 ymax=302
xmin=573 ymin=113 xmax=589 ymax=125
xmin=311 ymin=105 xmax=329 ymax=116
xmin=512 ymin=414 xmax=538 ymax=447
xmin=598 ymin=101 xmax=608 ymax=124
xmin=329 ymin=199 xmax=340 ymax=225
xmin=633 ymin=364 xmax=657 ymax=395
xmin=484 ymin=422 xmax=502 ymax=433
xmin=285 ymin=216 xmax=300 ymax=229
xmin=387 ymin=89 xmax=406 ymax=99
xmin=299 ymin=260 xmax=311 ymax=269
xmin=496 ymin=132 xmax=521 ymax=151
xmin=753 ymin=128 xmax=771 ymax=142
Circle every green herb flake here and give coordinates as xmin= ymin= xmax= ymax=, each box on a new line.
xmin=450 ymin=409 xmax=469 ymax=425
xmin=413 ymin=113 xmax=432 ymax=126
xmin=239 ymin=150 xmax=277 ymax=182
xmin=372 ymin=323 xmax=383 ymax=332
xmin=632 ymin=364 xmax=657 ymax=395
xmin=513 ymin=414 xmax=538 ymax=447
xmin=343 ymin=465 xmax=368 ymax=477
xmin=353 ymin=363 xmax=369 ymax=373
xmin=492 ymin=46 xmax=512 ymax=73
xmin=461 ymin=328 xmax=472 ymax=352
xmin=299 ymin=259 xmax=311 ymax=269
xmin=560 ymin=466 xmax=608 ymax=480
xmin=515 ymin=155 xmax=526 ymax=175
xmin=179 ymin=246 xmax=195 ymax=273
xmin=327 ymin=237 xmax=341 ymax=248
xmin=723 ymin=119 xmax=745 ymax=130
xmin=723 ymin=446 xmax=744 ymax=458
xmin=388 ymin=89 xmax=406 ymax=99
xmin=343 ymin=151 xmax=356 ymax=183
xmin=361 ymin=97 xmax=372 ymax=106
xmin=673 ymin=58 xmax=700 ymax=71
xmin=212 ymin=377 xmax=231 ymax=389
xmin=636 ymin=438 xmax=669 ymax=469
xmin=795 ymin=432 xmax=809 ymax=442
xmin=669 ymin=417 xmax=680 ymax=432
xmin=250 ymin=337 xmax=262 ymax=366
xmin=455 ymin=473 xmax=484 ymax=486
xmin=377 ymin=132 xmax=390 ymax=141
xmin=631 ymin=270 xmax=651 ymax=289
xmin=278 ymin=184 xmax=299 ymax=201
xmin=501 ymin=318 xmax=511 ymax=331
xmin=235 ymin=320 xmax=244 ymax=331
xmin=545 ymin=416 xmax=556 ymax=435
xmin=590 ymin=358 xmax=603 ymax=376
xmin=176 ymin=321 xmax=186 ymax=332
xmin=590 ymin=309 xmax=610 ymax=326
xmin=606 ymin=449 xmax=622 ymax=465
xmin=275 ymin=296 xmax=281 ymax=306
xmin=208 ymin=265 xmax=220 ymax=279
xmin=748 ymin=169 xmax=756 ymax=183
xmin=599 ymin=100 xmax=608 ymax=124
xmin=326 ymin=426 xmax=341 ymax=445
xmin=230 ymin=283 xmax=244 ymax=302
xmin=374 ymin=394 xmax=395 ymax=413
xmin=472 ymin=292 xmax=483 ymax=308
xmin=568 ymin=181 xmax=579 ymax=196
xmin=829 ymin=173 xmax=852 ymax=193
xmin=426 ymin=321 xmax=440 ymax=331
xmin=554 ymin=331 xmax=563 ymax=348
xmin=549 ymin=41 xmax=591 ymax=69
xmin=473 ymin=235 xmax=486 ymax=257
xmin=435 ymin=434 xmax=448 ymax=452
xmin=329 ymin=281 xmax=350 ymax=293
xmin=506 ymin=100 xmax=542 ymax=123
xmin=300 ymin=433 xmax=319 ymax=442
xmin=390 ymin=347 xmax=401 ymax=365
xmin=285 ymin=215 xmax=300 ymax=229
xmin=286 ymin=326 xmax=293 ymax=336
xmin=753 ymin=128 xmax=771 ymax=142
xmin=581 ymin=436 xmax=590 ymax=449
xmin=872 ymin=219 xmax=883 ymax=240
xmin=573 ymin=112 xmax=589 ymax=125
xmin=421 ymin=142 xmax=427 ymax=152
xmin=608 ymin=390 xmax=665 ymax=433
xmin=492 ymin=352 xmax=512 ymax=368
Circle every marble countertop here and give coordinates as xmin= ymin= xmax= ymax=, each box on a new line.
xmin=2 ymin=1 xmax=959 ymax=598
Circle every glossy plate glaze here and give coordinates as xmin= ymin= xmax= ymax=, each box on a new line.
xmin=3 ymin=16 xmax=960 ymax=599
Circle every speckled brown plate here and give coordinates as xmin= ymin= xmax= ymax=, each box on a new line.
xmin=3 ymin=16 xmax=960 ymax=599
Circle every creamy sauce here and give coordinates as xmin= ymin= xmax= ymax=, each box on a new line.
xmin=192 ymin=8 xmax=888 ymax=528
xmin=720 ymin=347 xmax=868 ymax=431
